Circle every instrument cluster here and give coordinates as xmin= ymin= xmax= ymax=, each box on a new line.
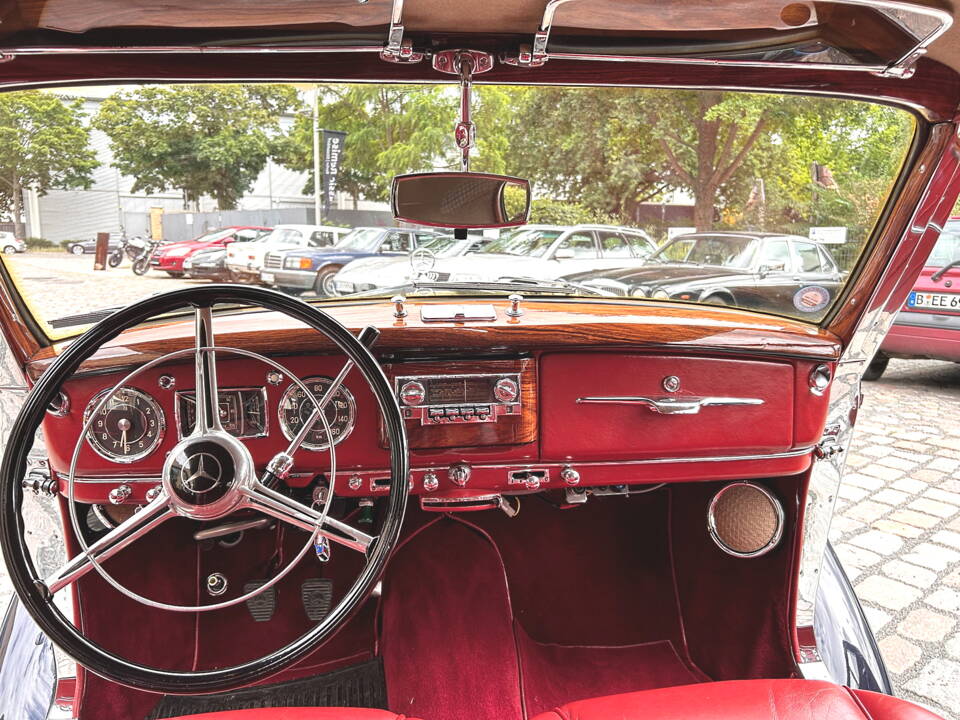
xmin=81 ymin=376 xmax=358 ymax=464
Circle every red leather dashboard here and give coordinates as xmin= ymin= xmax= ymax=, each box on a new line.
xmin=44 ymin=343 xmax=831 ymax=505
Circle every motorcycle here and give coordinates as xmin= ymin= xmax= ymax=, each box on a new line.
xmin=130 ymin=236 xmax=162 ymax=275
xmin=106 ymin=234 xmax=139 ymax=267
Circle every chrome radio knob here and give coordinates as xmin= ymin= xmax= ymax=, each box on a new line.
xmin=400 ymin=380 xmax=426 ymax=406
xmin=448 ymin=463 xmax=471 ymax=487
xmin=423 ymin=472 xmax=439 ymax=492
xmin=494 ymin=377 xmax=519 ymax=403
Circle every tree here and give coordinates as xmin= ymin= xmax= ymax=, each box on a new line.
xmin=507 ymin=87 xmax=668 ymax=221
xmin=528 ymin=198 xmax=617 ymax=226
xmin=274 ymin=84 xmax=513 ymax=207
xmin=94 ymin=84 xmax=300 ymax=210
xmin=275 ymin=85 xmax=448 ymax=207
xmin=640 ymin=90 xmax=793 ymax=231
xmin=0 ymin=91 xmax=97 ymax=238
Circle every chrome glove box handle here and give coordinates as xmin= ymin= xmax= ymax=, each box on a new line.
xmin=576 ymin=396 xmax=764 ymax=415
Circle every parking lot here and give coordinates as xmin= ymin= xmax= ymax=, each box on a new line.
xmin=0 ymin=252 xmax=958 ymax=716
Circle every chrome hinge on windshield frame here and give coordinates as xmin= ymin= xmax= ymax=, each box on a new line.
xmin=380 ymin=0 xmax=424 ymax=63
xmin=814 ymin=423 xmax=844 ymax=460
xmin=502 ymin=0 xmax=580 ymax=67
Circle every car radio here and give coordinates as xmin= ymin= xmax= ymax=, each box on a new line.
xmin=395 ymin=373 xmax=521 ymax=424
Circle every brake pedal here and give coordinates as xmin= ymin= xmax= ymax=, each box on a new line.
xmin=302 ymin=578 xmax=333 ymax=622
xmin=243 ymin=581 xmax=276 ymax=622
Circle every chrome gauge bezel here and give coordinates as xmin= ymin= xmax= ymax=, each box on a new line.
xmin=277 ymin=375 xmax=356 ymax=451
xmin=82 ymin=386 xmax=166 ymax=463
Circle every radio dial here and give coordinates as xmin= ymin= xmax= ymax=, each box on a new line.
xmin=400 ymin=381 xmax=426 ymax=406
xmin=494 ymin=377 xmax=519 ymax=403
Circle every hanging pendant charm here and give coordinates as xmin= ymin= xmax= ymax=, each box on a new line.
xmin=314 ymin=535 xmax=331 ymax=562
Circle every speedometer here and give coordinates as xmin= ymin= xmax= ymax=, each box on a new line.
xmin=278 ymin=376 xmax=356 ymax=451
xmin=83 ymin=387 xmax=165 ymax=463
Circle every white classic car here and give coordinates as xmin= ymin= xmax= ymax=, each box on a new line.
xmin=429 ymin=224 xmax=657 ymax=284
xmin=224 ymin=223 xmax=351 ymax=283
xmin=333 ymin=233 xmax=488 ymax=295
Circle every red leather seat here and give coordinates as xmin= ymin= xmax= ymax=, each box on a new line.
xmin=530 ymin=679 xmax=944 ymax=720
xmin=169 ymin=709 xmax=417 ymax=719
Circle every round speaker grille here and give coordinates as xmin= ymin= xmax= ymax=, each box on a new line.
xmin=708 ymin=483 xmax=784 ymax=558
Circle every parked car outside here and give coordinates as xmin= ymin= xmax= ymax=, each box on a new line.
xmin=182 ymin=246 xmax=229 ymax=281
xmin=0 ymin=232 xmax=25 ymax=254
xmin=428 ymin=224 xmax=656 ymax=284
xmin=866 ymin=217 xmax=960 ymax=380
xmin=333 ymin=233 xmax=489 ymax=295
xmin=261 ymin=226 xmax=442 ymax=296
xmin=566 ymin=231 xmax=842 ymax=317
xmin=64 ymin=233 xmax=125 ymax=255
xmin=150 ymin=226 xmax=270 ymax=277
xmin=225 ymin=224 xmax=351 ymax=284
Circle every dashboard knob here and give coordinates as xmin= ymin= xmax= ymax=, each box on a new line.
xmin=561 ymin=466 xmax=581 ymax=486
xmin=448 ymin=463 xmax=471 ymax=487
xmin=400 ymin=381 xmax=426 ymax=406
xmin=494 ymin=377 xmax=519 ymax=403
xmin=108 ymin=484 xmax=132 ymax=505
xmin=423 ymin=472 xmax=439 ymax=492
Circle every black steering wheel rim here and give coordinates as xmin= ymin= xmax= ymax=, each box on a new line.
xmin=0 ymin=284 xmax=409 ymax=694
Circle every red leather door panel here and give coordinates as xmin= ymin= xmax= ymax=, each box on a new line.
xmin=540 ymin=353 xmax=794 ymax=461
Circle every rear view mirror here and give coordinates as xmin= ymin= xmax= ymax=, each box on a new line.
xmin=391 ymin=172 xmax=531 ymax=229
xmin=554 ymin=248 xmax=576 ymax=260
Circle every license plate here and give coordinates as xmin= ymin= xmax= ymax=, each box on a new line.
xmin=261 ymin=272 xmax=274 ymax=283
xmin=907 ymin=291 xmax=960 ymax=311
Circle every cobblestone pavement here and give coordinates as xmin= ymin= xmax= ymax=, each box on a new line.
xmin=836 ymin=359 xmax=960 ymax=719
xmin=0 ymin=253 xmax=959 ymax=715
xmin=4 ymin=251 xmax=200 ymax=327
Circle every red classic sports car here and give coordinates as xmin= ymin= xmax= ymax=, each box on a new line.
xmin=0 ymin=2 xmax=958 ymax=720
xmin=151 ymin=226 xmax=272 ymax=277
xmin=867 ymin=217 xmax=960 ymax=379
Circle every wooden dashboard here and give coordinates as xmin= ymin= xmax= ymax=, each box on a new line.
xmin=36 ymin=297 xmax=839 ymax=505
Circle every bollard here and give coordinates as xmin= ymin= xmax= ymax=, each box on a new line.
xmin=93 ymin=232 xmax=109 ymax=270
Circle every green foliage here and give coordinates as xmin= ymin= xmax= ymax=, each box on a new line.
xmin=0 ymin=91 xmax=97 ymax=237
xmin=274 ymin=84 xmax=516 ymax=204
xmin=528 ymin=198 xmax=616 ymax=226
xmin=94 ymin=84 xmax=300 ymax=210
xmin=507 ymin=87 xmax=666 ymax=220
xmin=25 ymin=236 xmax=54 ymax=249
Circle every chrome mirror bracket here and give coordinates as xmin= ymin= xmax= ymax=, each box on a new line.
xmin=502 ymin=0 xmax=580 ymax=67
xmin=379 ymin=0 xmax=424 ymax=63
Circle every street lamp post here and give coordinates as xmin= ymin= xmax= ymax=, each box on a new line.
xmin=312 ymin=85 xmax=322 ymax=224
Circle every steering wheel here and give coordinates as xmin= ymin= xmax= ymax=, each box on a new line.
xmin=0 ymin=285 xmax=408 ymax=694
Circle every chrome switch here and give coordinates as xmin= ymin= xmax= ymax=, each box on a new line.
xmin=448 ymin=463 xmax=471 ymax=487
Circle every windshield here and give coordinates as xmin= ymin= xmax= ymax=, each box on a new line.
xmin=653 ymin=235 xmax=759 ymax=269
xmin=0 ymin=83 xmax=914 ymax=336
xmin=258 ymin=228 xmax=303 ymax=245
xmin=191 ymin=228 xmax=236 ymax=244
xmin=479 ymin=229 xmax=563 ymax=258
xmin=419 ymin=235 xmax=475 ymax=257
xmin=927 ymin=222 xmax=960 ymax=268
xmin=337 ymin=228 xmax=384 ymax=252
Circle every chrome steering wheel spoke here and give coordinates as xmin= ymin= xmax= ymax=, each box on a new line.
xmin=193 ymin=305 xmax=223 ymax=435
xmin=242 ymin=480 xmax=375 ymax=554
xmin=45 ymin=491 xmax=173 ymax=595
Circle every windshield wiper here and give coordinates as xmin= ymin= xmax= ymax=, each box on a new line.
xmin=931 ymin=259 xmax=960 ymax=281
xmin=344 ymin=277 xmax=614 ymax=299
